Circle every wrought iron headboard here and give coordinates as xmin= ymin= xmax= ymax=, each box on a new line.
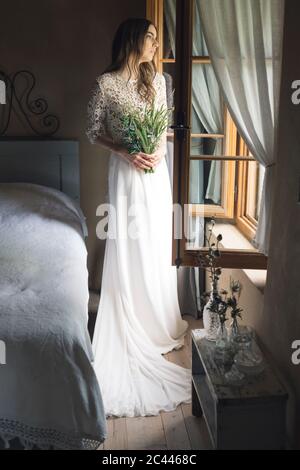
xmin=0 ymin=70 xmax=80 ymax=202
xmin=0 ymin=69 xmax=60 ymax=137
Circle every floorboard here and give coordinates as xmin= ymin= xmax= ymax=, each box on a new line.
xmin=98 ymin=314 xmax=211 ymax=450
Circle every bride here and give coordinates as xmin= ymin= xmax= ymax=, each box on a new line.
xmin=85 ymin=17 xmax=192 ymax=417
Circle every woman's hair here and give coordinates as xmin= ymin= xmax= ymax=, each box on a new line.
xmin=102 ymin=18 xmax=157 ymax=105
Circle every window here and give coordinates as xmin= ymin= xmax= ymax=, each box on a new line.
xmin=147 ymin=0 xmax=267 ymax=269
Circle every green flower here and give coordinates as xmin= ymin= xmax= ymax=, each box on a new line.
xmin=120 ymin=104 xmax=173 ymax=173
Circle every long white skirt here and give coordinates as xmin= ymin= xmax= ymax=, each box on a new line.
xmin=92 ymin=151 xmax=192 ymax=417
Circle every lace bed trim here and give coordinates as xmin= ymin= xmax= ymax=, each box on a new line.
xmin=0 ymin=418 xmax=106 ymax=450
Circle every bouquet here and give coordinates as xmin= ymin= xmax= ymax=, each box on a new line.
xmin=120 ymin=103 xmax=173 ymax=173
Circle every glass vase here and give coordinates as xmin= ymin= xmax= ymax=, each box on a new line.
xmin=214 ymin=322 xmax=233 ymax=366
xmin=202 ymin=281 xmax=220 ymax=341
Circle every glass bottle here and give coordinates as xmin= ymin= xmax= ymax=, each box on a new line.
xmin=214 ymin=320 xmax=233 ymax=366
xmin=228 ymin=317 xmax=240 ymax=354
xmin=215 ymin=321 xmax=228 ymax=349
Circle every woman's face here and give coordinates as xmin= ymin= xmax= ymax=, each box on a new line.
xmin=139 ymin=24 xmax=159 ymax=63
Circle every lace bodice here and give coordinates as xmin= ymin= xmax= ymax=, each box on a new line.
xmin=85 ymin=71 xmax=168 ymax=156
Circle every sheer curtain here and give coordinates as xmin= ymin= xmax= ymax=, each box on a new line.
xmin=164 ymin=0 xmax=225 ymax=317
xmin=164 ymin=0 xmax=223 ymax=206
xmin=164 ymin=71 xmax=203 ymax=318
xmin=199 ymin=0 xmax=285 ymax=255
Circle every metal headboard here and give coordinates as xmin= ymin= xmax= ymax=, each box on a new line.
xmin=0 ymin=70 xmax=80 ymax=202
xmin=0 ymin=69 xmax=60 ymax=137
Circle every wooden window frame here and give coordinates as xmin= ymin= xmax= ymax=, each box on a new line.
xmin=236 ymin=138 xmax=258 ymax=242
xmin=147 ymin=0 xmax=267 ymax=269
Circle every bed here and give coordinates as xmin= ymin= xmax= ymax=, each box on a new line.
xmin=0 ymin=139 xmax=107 ymax=450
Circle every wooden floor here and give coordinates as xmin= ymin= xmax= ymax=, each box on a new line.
xmin=98 ymin=314 xmax=213 ymax=450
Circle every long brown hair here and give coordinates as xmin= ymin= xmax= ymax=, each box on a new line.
xmin=102 ymin=18 xmax=157 ymax=105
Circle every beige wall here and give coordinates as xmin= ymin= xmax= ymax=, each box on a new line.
xmin=0 ymin=0 xmax=145 ymax=289
xmin=257 ymin=0 xmax=300 ymax=448
xmin=211 ymin=0 xmax=300 ymax=448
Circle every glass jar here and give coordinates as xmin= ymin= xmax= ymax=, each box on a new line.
xmin=232 ymin=325 xmax=254 ymax=351
xmin=233 ymin=328 xmax=265 ymax=376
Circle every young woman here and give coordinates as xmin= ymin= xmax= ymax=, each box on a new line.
xmin=86 ymin=17 xmax=191 ymax=417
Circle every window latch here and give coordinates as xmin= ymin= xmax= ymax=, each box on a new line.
xmin=170 ymin=111 xmax=190 ymax=140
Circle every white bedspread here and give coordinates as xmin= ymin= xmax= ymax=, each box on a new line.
xmin=0 ymin=183 xmax=107 ymax=450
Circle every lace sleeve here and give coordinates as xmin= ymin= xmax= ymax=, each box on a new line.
xmin=85 ymin=77 xmax=107 ymax=145
xmin=155 ymin=74 xmax=168 ymax=157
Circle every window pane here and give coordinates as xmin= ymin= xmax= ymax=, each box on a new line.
xmin=185 ymin=211 xmax=205 ymax=249
xmin=246 ymin=161 xmax=265 ymax=221
xmin=193 ymin=0 xmax=209 ymax=56
xmin=245 ymin=161 xmax=257 ymax=219
xmin=162 ymin=62 xmax=175 ymax=105
xmin=163 ymin=0 xmax=176 ymax=59
xmin=161 ymin=62 xmax=176 ymax=129
xmin=256 ymin=163 xmax=265 ymax=220
xmin=190 ymin=136 xmax=223 ymax=157
xmin=185 ymin=217 xmax=259 ymax=252
xmin=189 ymin=159 xmax=223 ymax=206
xmin=164 ymin=0 xmax=210 ymax=59
xmin=191 ymin=63 xmax=225 ymax=149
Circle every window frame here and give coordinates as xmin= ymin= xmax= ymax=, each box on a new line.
xmin=147 ymin=0 xmax=268 ymax=269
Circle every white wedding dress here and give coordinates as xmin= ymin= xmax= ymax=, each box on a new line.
xmin=85 ymin=71 xmax=192 ymax=417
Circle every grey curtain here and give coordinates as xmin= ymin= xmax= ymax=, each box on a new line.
xmin=199 ymin=0 xmax=285 ymax=255
xmin=164 ymin=0 xmax=223 ymax=207
xmin=164 ymin=0 xmax=227 ymax=318
xmin=164 ymin=71 xmax=204 ymax=319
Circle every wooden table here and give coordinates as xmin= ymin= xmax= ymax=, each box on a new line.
xmin=191 ymin=329 xmax=288 ymax=450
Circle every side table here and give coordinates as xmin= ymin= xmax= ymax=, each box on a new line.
xmin=191 ymin=329 xmax=288 ymax=449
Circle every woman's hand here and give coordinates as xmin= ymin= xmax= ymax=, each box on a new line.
xmin=94 ymin=138 xmax=164 ymax=171
xmin=130 ymin=152 xmax=155 ymax=171
xmin=117 ymin=149 xmax=154 ymax=171
xmin=146 ymin=152 xmax=164 ymax=170
xmin=130 ymin=151 xmax=163 ymax=171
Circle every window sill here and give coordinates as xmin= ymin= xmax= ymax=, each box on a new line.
xmin=212 ymin=222 xmax=267 ymax=293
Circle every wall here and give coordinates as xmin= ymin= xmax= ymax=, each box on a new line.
xmin=213 ymin=0 xmax=300 ymax=448
xmin=0 ymin=0 xmax=145 ymax=289
xmin=257 ymin=0 xmax=300 ymax=448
